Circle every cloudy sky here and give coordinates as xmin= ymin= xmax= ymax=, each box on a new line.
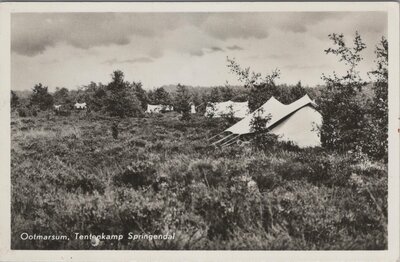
xmin=11 ymin=12 xmax=387 ymax=91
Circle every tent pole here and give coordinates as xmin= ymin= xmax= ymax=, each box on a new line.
xmin=212 ymin=133 xmax=234 ymax=146
xmin=220 ymin=134 xmax=240 ymax=147
xmin=221 ymin=135 xmax=241 ymax=147
xmin=222 ymin=139 xmax=240 ymax=147
xmin=208 ymin=131 xmax=226 ymax=141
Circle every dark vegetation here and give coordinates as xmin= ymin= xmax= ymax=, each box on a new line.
xmin=11 ymin=32 xmax=388 ymax=249
xmin=11 ymin=112 xmax=387 ymax=250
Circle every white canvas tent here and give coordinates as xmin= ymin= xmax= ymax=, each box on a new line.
xmin=216 ymin=95 xmax=322 ymax=148
xmin=205 ymin=100 xmax=249 ymax=119
xmin=146 ymin=104 xmax=174 ymax=113
xmin=191 ymin=104 xmax=196 ymax=114
xmin=74 ymin=102 xmax=87 ymax=109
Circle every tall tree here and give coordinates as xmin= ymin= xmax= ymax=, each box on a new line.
xmin=153 ymin=87 xmax=171 ymax=105
xmin=208 ymin=87 xmax=221 ymax=103
xmin=227 ymin=57 xmax=280 ymax=112
xmin=366 ymin=37 xmax=388 ymax=160
xmin=53 ymin=87 xmax=71 ymax=104
xmin=82 ymin=82 xmax=107 ymax=112
xmin=290 ymin=81 xmax=307 ymax=101
xmin=219 ymin=85 xmax=235 ymax=101
xmin=319 ymin=32 xmax=368 ymax=152
xmin=174 ymin=84 xmax=192 ymax=121
xmin=105 ymin=70 xmax=143 ymax=118
xmin=30 ymin=83 xmax=54 ymax=111
xmin=132 ymin=81 xmax=149 ymax=110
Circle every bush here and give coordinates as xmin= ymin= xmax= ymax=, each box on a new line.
xmin=17 ymin=107 xmax=38 ymax=117
xmin=115 ymin=160 xmax=157 ymax=188
xmin=55 ymin=109 xmax=71 ymax=116
xmin=252 ymin=169 xmax=282 ymax=191
xmin=187 ymin=160 xmax=226 ymax=188
xmin=17 ymin=108 xmax=27 ymax=117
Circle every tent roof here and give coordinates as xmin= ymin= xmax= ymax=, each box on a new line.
xmin=225 ymin=95 xmax=317 ymax=135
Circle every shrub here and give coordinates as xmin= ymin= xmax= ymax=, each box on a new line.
xmin=17 ymin=108 xmax=27 ymax=117
xmin=274 ymin=161 xmax=313 ymax=181
xmin=111 ymin=122 xmax=119 ymax=139
xmin=55 ymin=109 xmax=71 ymax=116
xmin=115 ymin=160 xmax=157 ymax=188
xmin=252 ymin=169 xmax=282 ymax=191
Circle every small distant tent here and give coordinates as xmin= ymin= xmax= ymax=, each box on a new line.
xmin=214 ymin=95 xmax=322 ymax=148
xmin=146 ymin=104 xmax=174 ymax=113
xmin=205 ymin=100 xmax=250 ymax=119
xmin=74 ymin=102 xmax=87 ymax=109
xmin=191 ymin=104 xmax=196 ymax=114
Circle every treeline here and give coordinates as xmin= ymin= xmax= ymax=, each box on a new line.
xmin=10 ymin=73 xmax=314 ymax=119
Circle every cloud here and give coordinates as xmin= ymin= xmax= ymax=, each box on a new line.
xmin=265 ymin=53 xmax=292 ymax=59
xmin=102 ymin=57 xmax=153 ymax=65
xmin=11 ymin=13 xmax=185 ymax=56
xmin=12 ymin=13 xmax=273 ymax=56
xmin=227 ymin=45 xmax=244 ymax=51
xmin=188 ymin=46 xmax=224 ymax=57
xmin=11 ymin=12 xmax=387 ymax=59
xmin=209 ymin=46 xmax=224 ymax=52
xmin=199 ymin=13 xmax=270 ymax=40
xmin=189 ymin=50 xmax=205 ymax=57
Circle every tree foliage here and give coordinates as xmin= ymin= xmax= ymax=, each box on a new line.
xmin=11 ymin=91 xmax=19 ymax=110
xmin=291 ymin=81 xmax=307 ymax=101
xmin=249 ymin=108 xmax=278 ymax=150
xmin=319 ymin=32 xmax=380 ymax=157
xmin=82 ymin=82 xmax=107 ymax=112
xmin=30 ymin=83 xmax=54 ymax=111
xmin=227 ymin=57 xmax=280 ymax=112
xmin=151 ymin=87 xmax=171 ymax=105
xmin=133 ymin=82 xmax=149 ymax=110
xmin=53 ymin=87 xmax=72 ymax=105
xmin=174 ymin=84 xmax=192 ymax=121
xmin=365 ymin=37 xmax=388 ymax=160
xmin=104 ymin=70 xmax=143 ymax=118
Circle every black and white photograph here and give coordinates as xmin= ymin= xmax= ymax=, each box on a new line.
xmin=0 ymin=2 xmax=399 ymax=261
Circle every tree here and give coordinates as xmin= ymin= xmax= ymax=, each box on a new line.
xmin=208 ymin=87 xmax=221 ymax=103
xmin=227 ymin=57 xmax=280 ymax=112
xmin=290 ymin=81 xmax=307 ymax=101
xmin=220 ymin=104 xmax=236 ymax=125
xmin=249 ymin=108 xmax=278 ymax=150
xmin=319 ymin=31 xmax=368 ymax=152
xmin=153 ymin=87 xmax=171 ymax=105
xmin=53 ymin=87 xmax=71 ymax=104
xmin=174 ymin=84 xmax=192 ymax=121
xmin=30 ymin=83 xmax=54 ymax=111
xmin=365 ymin=37 xmax=388 ymax=160
xmin=226 ymin=57 xmax=281 ymax=147
xmin=219 ymin=85 xmax=235 ymax=101
xmin=83 ymin=82 xmax=107 ymax=112
xmin=132 ymin=81 xmax=148 ymax=110
xmin=105 ymin=70 xmax=143 ymax=118
xmin=11 ymin=91 xmax=19 ymax=110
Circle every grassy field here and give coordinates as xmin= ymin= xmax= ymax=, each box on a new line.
xmin=11 ymin=111 xmax=387 ymax=250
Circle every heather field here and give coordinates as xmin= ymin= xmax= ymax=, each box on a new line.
xmin=11 ymin=111 xmax=387 ymax=250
